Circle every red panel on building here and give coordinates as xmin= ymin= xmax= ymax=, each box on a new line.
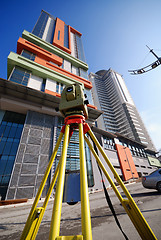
xmin=53 ymin=18 xmax=71 ymax=54
xmin=17 ymin=38 xmax=63 ymax=66
xmin=115 ymin=144 xmax=139 ymax=181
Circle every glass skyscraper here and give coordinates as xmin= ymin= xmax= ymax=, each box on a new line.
xmin=89 ymin=69 xmax=156 ymax=152
xmin=0 ymin=111 xmax=25 ymax=199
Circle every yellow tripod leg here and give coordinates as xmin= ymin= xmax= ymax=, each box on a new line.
xmin=23 ymin=134 xmax=72 ymax=240
xmin=84 ymin=135 xmax=123 ymax=202
xmin=31 ymin=134 xmax=73 ymax=240
xmin=49 ymin=124 xmax=70 ymax=240
xmin=87 ymin=128 xmax=157 ymax=240
xmin=27 ymin=162 xmax=60 ymax=240
xmin=20 ymin=131 xmax=63 ymax=240
xmin=79 ymin=123 xmax=92 ymax=240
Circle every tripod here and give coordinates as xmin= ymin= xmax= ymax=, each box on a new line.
xmin=20 ymin=114 xmax=157 ymax=240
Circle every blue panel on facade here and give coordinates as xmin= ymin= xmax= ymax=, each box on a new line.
xmin=32 ymin=11 xmax=49 ymax=38
xmin=21 ymin=50 xmax=36 ymax=61
xmin=56 ymin=117 xmax=94 ymax=187
xmin=76 ymin=35 xmax=86 ymax=62
xmin=63 ymin=172 xmax=80 ymax=203
xmin=0 ymin=111 xmax=26 ymax=200
xmin=9 ymin=67 xmax=31 ymax=86
xmin=50 ymin=19 xmax=56 ymax=44
xmin=64 ymin=25 xmax=69 ymax=49
xmin=80 ymin=68 xmax=88 ymax=80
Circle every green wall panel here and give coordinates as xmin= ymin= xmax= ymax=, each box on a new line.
xmin=22 ymin=30 xmax=88 ymax=71
xmin=148 ymin=156 xmax=161 ymax=167
xmin=7 ymin=52 xmax=84 ymax=88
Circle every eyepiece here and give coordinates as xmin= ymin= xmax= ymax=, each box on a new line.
xmin=66 ymin=86 xmax=73 ymax=92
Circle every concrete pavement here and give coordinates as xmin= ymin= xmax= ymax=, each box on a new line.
xmin=0 ymin=181 xmax=160 ymax=239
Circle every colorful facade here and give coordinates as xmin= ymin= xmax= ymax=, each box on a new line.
xmin=0 ymin=10 xmax=160 ymax=201
xmin=8 ymin=10 xmax=94 ymax=104
xmin=0 ymin=10 xmax=98 ymax=200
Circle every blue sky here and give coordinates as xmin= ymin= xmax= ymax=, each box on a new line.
xmin=1 ymin=0 xmax=161 ymax=150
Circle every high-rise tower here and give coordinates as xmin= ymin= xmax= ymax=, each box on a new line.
xmin=8 ymin=10 xmax=94 ymax=104
xmin=0 ymin=10 xmax=99 ymax=200
xmin=89 ymin=69 xmax=156 ymax=151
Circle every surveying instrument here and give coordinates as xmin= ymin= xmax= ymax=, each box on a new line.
xmin=20 ymin=83 xmax=157 ymax=240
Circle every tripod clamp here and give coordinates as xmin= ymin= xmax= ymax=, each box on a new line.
xmin=61 ymin=114 xmax=90 ymax=137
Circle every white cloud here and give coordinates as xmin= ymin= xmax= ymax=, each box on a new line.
xmin=140 ymin=109 xmax=161 ymax=151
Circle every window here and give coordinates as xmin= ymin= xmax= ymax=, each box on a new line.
xmin=0 ymin=111 xmax=26 ymax=200
xmin=56 ymin=82 xmax=59 ymax=93
xmin=84 ymin=89 xmax=94 ymax=105
xmin=63 ymin=59 xmax=72 ymax=72
xmin=80 ymin=68 xmax=88 ymax=80
xmin=55 ymin=82 xmax=64 ymax=94
xmin=61 ymin=59 xmax=64 ymax=69
xmin=50 ymin=19 xmax=56 ymax=43
xmin=32 ymin=11 xmax=49 ymax=38
xmin=76 ymin=35 xmax=86 ymax=62
xmin=21 ymin=50 xmax=36 ymax=61
xmin=55 ymin=117 xmax=94 ymax=186
xmin=71 ymin=65 xmax=80 ymax=76
xmin=9 ymin=66 xmax=31 ymax=86
xmin=41 ymin=79 xmax=46 ymax=92
xmin=128 ymin=143 xmax=147 ymax=158
xmin=56 ymin=118 xmax=80 ymax=171
xmin=103 ymin=136 xmax=115 ymax=150
xmin=58 ymin=30 xmax=60 ymax=40
xmin=64 ymin=25 xmax=69 ymax=48
xmin=85 ymin=139 xmax=94 ymax=187
xmin=60 ymin=83 xmax=64 ymax=94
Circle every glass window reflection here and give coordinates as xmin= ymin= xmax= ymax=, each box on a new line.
xmin=56 ymin=117 xmax=94 ymax=186
xmin=0 ymin=111 xmax=25 ymax=199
